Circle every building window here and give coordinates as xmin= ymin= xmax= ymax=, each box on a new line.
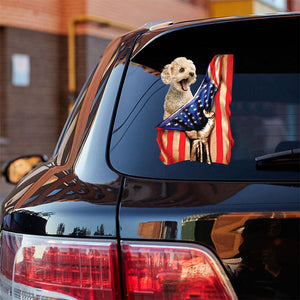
xmin=12 ymin=54 xmax=30 ymax=87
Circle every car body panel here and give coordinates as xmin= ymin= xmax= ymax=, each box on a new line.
xmin=119 ymin=179 xmax=300 ymax=298
xmin=2 ymin=169 xmax=122 ymax=237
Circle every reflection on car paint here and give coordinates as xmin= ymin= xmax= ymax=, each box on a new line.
xmin=2 ymin=170 xmax=121 ymax=238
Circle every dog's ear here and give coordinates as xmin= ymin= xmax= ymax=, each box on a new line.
xmin=161 ymin=64 xmax=172 ymax=84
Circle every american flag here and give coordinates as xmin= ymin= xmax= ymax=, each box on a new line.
xmin=156 ymin=76 xmax=218 ymax=131
xmin=156 ymin=54 xmax=234 ymax=165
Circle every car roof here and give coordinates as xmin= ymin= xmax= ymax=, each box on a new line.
xmin=130 ymin=13 xmax=299 ymax=73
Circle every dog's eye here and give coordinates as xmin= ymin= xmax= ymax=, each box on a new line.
xmin=179 ymin=67 xmax=185 ymax=73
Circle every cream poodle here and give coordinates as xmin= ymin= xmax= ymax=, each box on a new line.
xmin=161 ymin=57 xmax=197 ymax=119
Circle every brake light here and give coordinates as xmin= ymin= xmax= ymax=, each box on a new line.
xmin=121 ymin=241 xmax=237 ymax=300
xmin=0 ymin=231 xmax=121 ymax=300
xmin=0 ymin=231 xmax=236 ymax=300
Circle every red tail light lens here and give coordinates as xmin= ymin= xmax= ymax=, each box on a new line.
xmin=0 ymin=231 xmax=121 ymax=300
xmin=0 ymin=231 xmax=236 ymax=299
xmin=121 ymin=241 xmax=237 ymax=300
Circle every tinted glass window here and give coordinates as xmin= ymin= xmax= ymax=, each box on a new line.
xmin=109 ymin=17 xmax=299 ymax=180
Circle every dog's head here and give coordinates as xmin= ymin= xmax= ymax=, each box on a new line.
xmin=161 ymin=57 xmax=197 ymax=92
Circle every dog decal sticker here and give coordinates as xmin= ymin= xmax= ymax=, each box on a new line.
xmin=156 ymin=54 xmax=234 ymax=165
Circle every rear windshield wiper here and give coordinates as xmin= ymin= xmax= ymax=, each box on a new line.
xmin=255 ymin=148 xmax=300 ymax=171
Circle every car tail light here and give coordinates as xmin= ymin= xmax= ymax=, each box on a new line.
xmin=0 ymin=231 xmax=121 ymax=300
xmin=0 ymin=231 xmax=237 ymax=300
xmin=121 ymin=241 xmax=237 ymax=300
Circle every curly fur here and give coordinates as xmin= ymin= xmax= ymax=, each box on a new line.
xmin=161 ymin=57 xmax=197 ymax=119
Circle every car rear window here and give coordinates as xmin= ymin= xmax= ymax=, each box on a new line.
xmin=109 ymin=16 xmax=300 ymax=180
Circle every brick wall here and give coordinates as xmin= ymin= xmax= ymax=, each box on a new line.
xmin=87 ymin=0 xmax=206 ymax=27
xmin=289 ymin=0 xmax=300 ymax=10
xmin=0 ymin=0 xmax=207 ymax=37
xmin=0 ymin=28 xmax=66 ymax=162
xmin=0 ymin=28 xmax=111 ymax=166
xmin=0 ymin=26 xmax=112 ymax=165
xmin=0 ymin=0 xmax=64 ymax=34
xmin=75 ymin=35 xmax=111 ymax=95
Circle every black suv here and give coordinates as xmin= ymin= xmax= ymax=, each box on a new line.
xmin=1 ymin=14 xmax=299 ymax=300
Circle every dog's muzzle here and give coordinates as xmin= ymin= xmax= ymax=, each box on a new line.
xmin=180 ymin=79 xmax=188 ymax=91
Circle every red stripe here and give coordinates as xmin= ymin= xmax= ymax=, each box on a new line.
xmin=166 ymin=130 xmax=175 ymax=164
xmin=156 ymin=128 xmax=165 ymax=163
xmin=157 ymin=129 xmax=188 ymax=164
xmin=157 ymin=129 xmax=174 ymax=165
xmin=216 ymin=56 xmax=222 ymax=86
xmin=214 ymin=91 xmax=223 ymax=163
xmin=210 ymin=56 xmax=218 ymax=85
xmin=213 ymin=56 xmax=224 ymax=163
xmin=178 ymin=131 xmax=186 ymax=161
xmin=225 ymin=55 xmax=234 ymax=163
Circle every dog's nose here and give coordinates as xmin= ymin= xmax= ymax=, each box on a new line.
xmin=189 ymin=72 xmax=194 ymax=77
